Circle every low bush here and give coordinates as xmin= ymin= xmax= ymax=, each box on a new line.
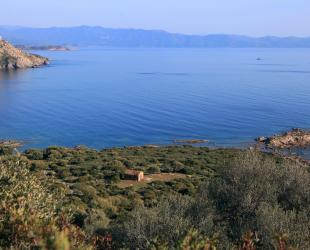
xmin=0 ymin=157 xmax=92 ymax=249
xmin=24 ymin=148 xmax=44 ymax=160
xmin=0 ymin=146 xmax=13 ymax=156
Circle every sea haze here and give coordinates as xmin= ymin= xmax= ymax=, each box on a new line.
xmin=0 ymin=48 xmax=310 ymax=151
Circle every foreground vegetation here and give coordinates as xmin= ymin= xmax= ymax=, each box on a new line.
xmin=0 ymin=145 xmax=309 ymax=249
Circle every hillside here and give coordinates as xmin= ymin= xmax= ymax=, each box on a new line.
xmin=1 ymin=26 xmax=310 ymax=48
xmin=1 ymin=145 xmax=309 ymax=249
xmin=0 ymin=39 xmax=48 ymax=69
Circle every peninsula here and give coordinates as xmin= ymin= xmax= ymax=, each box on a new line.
xmin=0 ymin=39 xmax=48 ymax=69
xmin=16 ymin=44 xmax=71 ymax=51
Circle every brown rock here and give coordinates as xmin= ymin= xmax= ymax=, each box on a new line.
xmin=0 ymin=39 xmax=48 ymax=69
xmin=260 ymin=129 xmax=310 ymax=149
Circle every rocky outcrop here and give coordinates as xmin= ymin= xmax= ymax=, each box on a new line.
xmin=0 ymin=39 xmax=48 ymax=69
xmin=256 ymin=128 xmax=310 ymax=149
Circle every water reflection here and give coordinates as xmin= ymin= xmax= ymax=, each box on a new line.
xmin=0 ymin=69 xmax=25 ymax=90
xmin=0 ymin=69 xmax=26 ymax=80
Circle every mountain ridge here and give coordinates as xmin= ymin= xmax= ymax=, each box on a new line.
xmin=1 ymin=26 xmax=310 ymax=48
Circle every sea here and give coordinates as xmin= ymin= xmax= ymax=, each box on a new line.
xmin=1 ymin=48 xmax=310 ymax=156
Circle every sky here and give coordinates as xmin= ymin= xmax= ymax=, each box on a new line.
xmin=1 ymin=0 xmax=310 ymax=36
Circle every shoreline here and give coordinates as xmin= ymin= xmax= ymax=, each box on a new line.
xmin=1 ymin=137 xmax=310 ymax=168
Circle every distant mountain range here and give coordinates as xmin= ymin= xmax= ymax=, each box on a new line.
xmin=1 ymin=26 xmax=310 ymax=48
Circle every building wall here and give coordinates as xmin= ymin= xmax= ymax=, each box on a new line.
xmin=124 ymin=171 xmax=144 ymax=182
xmin=138 ymin=172 xmax=144 ymax=182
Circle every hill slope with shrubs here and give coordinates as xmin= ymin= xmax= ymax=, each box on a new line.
xmin=0 ymin=145 xmax=309 ymax=249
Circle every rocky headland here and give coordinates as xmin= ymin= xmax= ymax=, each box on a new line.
xmin=256 ymin=128 xmax=310 ymax=149
xmin=0 ymin=39 xmax=48 ymax=69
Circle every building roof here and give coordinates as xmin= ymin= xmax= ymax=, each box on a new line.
xmin=125 ymin=169 xmax=143 ymax=175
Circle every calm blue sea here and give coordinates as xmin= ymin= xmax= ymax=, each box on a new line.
xmin=1 ymin=48 xmax=310 ymax=153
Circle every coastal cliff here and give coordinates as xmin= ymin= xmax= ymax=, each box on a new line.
xmin=0 ymin=39 xmax=48 ymax=69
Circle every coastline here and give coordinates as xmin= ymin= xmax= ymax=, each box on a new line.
xmin=2 ymin=129 xmax=310 ymax=166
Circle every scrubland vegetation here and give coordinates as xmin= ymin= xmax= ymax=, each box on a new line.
xmin=0 ymin=145 xmax=309 ymax=249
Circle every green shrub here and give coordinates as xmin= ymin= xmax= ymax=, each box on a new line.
xmin=24 ymin=149 xmax=44 ymax=160
xmin=256 ymin=203 xmax=310 ymax=249
xmin=0 ymin=146 xmax=13 ymax=156
xmin=119 ymin=195 xmax=192 ymax=249
xmin=0 ymin=157 xmax=91 ymax=249
xmin=206 ymin=151 xmax=310 ymax=244
xmin=147 ymin=164 xmax=161 ymax=174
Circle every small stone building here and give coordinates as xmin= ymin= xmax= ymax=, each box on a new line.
xmin=124 ymin=170 xmax=144 ymax=182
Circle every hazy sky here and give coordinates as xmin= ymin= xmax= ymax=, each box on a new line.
xmin=2 ymin=0 xmax=310 ymax=36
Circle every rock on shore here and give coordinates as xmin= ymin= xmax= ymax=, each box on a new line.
xmin=0 ymin=39 xmax=48 ymax=69
xmin=256 ymin=128 xmax=310 ymax=149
